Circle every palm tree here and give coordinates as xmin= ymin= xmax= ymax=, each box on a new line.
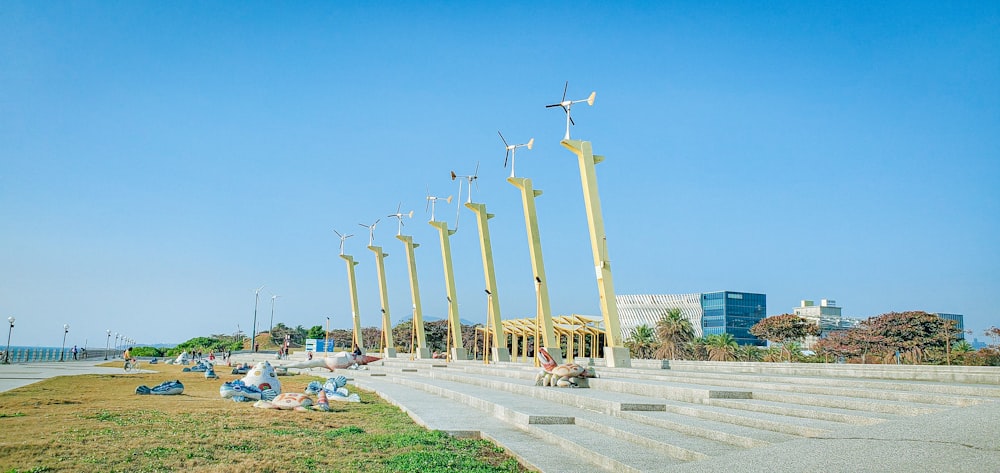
xmin=783 ymin=341 xmax=803 ymax=362
xmin=625 ymin=324 xmax=658 ymax=359
xmin=654 ymin=308 xmax=696 ymax=360
xmin=734 ymin=344 xmax=762 ymax=362
xmin=705 ymin=333 xmax=738 ymax=361
xmin=686 ymin=337 xmax=709 ymax=361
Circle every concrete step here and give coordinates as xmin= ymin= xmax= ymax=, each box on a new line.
xmin=610 ymin=407 xmax=798 ymax=447
xmin=394 ymin=359 xmax=996 ymax=410
xmin=620 ymin=367 xmax=1000 ymax=399
xmin=655 ymin=374 xmax=985 ymax=407
xmin=748 ymin=389 xmax=944 ymax=416
xmin=349 ymin=372 xmax=601 ymax=472
xmin=525 ymin=423 xmax=684 ymax=472
xmin=643 ymin=396 xmax=842 ymax=438
xmin=643 ymin=360 xmax=1000 ymax=385
xmin=374 ymin=365 xmax=839 ymax=443
xmin=373 ymin=360 xmax=920 ymax=435
xmin=703 ymin=398 xmax=893 ymax=425
xmin=358 ymin=372 xmax=707 ymax=472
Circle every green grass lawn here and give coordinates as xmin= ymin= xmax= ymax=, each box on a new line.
xmin=0 ymin=363 xmax=528 ymax=473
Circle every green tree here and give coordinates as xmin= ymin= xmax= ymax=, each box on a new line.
xmin=625 ymin=324 xmax=658 ymax=359
xmin=704 ymin=333 xmax=738 ymax=361
xmin=749 ymin=314 xmax=821 ymax=361
xmin=306 ymin=325 xmax=325 ymax=340
xmin=654 ymin=309 xmax=695 ymax=360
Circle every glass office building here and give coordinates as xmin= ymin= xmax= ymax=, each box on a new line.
xmin=701 ymin=291 xmax=768 ymax=346
xmin=934 ymin=313 xmax=965 ymax=340
xmin=617 ymin=291 xmax=767 ymax=346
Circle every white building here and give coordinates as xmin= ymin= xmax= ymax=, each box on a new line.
xmin=793 ymin=299 xmax=861 ymax=347
xmin=616 ymin=293 xmax=705 ymax=339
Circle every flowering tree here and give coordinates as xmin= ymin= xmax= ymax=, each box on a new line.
xmin=862 ymin=311 xmax=956 ymax=364
xmin=749 ymin=314 xmax=821 ymax=361
xmin=814 ymin=324 xmax=887 ymax=364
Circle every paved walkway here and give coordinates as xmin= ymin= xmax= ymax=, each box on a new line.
xmin=0 ymin=359 xmax=130 ymax=393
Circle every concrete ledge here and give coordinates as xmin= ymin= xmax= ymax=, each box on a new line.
xmin=662 ymin=360 xmax=1000 ymax=384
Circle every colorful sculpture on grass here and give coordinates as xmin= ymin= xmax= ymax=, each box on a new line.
xmin=220 ymin=379 xmax=278 ymax=402
xmin=136 ymin=380 xmax=184 ymax=395
xmin=205 ymin=365 xmax=218 ymax=379
xmin=313 ymin=390 xmax=330 ymax=411
xmin=253 ymin=393 xmax=314 ymax=411
xmin=283 ymin=352 xmax=380 ymax=372
xmin=304 ymin=376 xmax=361 ymax=403
xmin=240 ymin=361 xmax=282 ymax=393
xmin=182 ymin=360 xmax=212 ymax=372
xmin=174 ymin=351 xmax=190 ymax=365
xmin=534 ymin=347 xmax=596 ymax=388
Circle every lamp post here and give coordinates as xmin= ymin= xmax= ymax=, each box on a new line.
xmin=105 ymin=330 xmax=111 ymax=360
xmin=269 ymin=294 xmax=281 ymax=340
xmin=251 ymin=285 xmax=264 ymax=352
xmin=60 ymin=324 xmax=69 ymax=362
xmin=115 ymin=333 xmax=120 ymax=358
xmin=4 ymin=317 xmax=13 ymax=364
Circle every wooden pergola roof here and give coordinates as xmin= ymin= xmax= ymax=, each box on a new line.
xmin=476 ymin=314 xmax=604 ymax=339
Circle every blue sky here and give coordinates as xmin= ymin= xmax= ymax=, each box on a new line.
xmin=2 ymin=2 xmax=997 ymax=348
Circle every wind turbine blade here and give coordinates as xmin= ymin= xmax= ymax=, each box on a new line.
xmin=504 ymin=151 xmax=509 ymax=168
xmin=374 ymin=218 xmax=380 ymax=225
xmin=498 ymin=130 xmax=508 ymax=147
xmin=474 ymin=161 xmax=480 ymax=177
xmin=407 ymin=210 xmax=413 ymax=218
xmin=334 ymin=229 xmax=343 ymax=238
xmin=587 ymin=91 xmax=596 ymax=106
xmin=446 ymin=195 xmax=453 ymax=204
xmin=561 ymin=81 xmax=568 ymax=102
xmin=396 ymin=202 xmax=402 ymax=214
xmin=345 ymin=234 xmax=353 ymax=238
xmin=450 ymin=171 xmax=457 ymax=180
xmin=569 ymin=115 xmax=576 ymax=126
xmin=526 ymin=138 xmax=534 ymax=150
xmin=545 ymin=103 xmax=561 ymax=108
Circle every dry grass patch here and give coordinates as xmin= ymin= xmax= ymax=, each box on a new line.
xmin=0 ymin=363 xmax=527 ymax=473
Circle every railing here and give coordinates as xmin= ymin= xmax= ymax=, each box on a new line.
xmin=2 ymin=348 xmax=117 ymax=363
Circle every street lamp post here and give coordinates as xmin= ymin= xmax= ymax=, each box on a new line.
xmin=251 ymin=285 xmax=264 ymax=352
xmin=4 ymin=317 xmax=13 ymax=364
xmin=115 ymin=333 xmax=120 ymax=358
xmin=269 ymin=295 xmax=281 ymax=342
xmin=60 ymin=324 xmax=69 ymax=362
xmin=105 ymin=330 xmax=111 ymax=360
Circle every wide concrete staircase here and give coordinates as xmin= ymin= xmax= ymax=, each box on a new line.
xmin=347 ymin=357 xmax=1000 ymax=473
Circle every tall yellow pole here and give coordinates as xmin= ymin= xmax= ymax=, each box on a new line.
xmin=339 ymin=254 xmax=364 ymax=354
xmin=396 ymin=234 xmax=430 ymax=359
xmin=368 ymin=245 xmax=396 ymax=358
xmin=429 ymin=220 xmax=467 ymax=360
xmin=465 ymin=202 xmax=512 ymax=362
xmin=508 ymin=176 xmax=563 ymax=364
xmin=560 ymin=139 xmax=630 ymax=367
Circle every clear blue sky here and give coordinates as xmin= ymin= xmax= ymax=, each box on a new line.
xmin=2 ymin=2 xmax=997 ymax=348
